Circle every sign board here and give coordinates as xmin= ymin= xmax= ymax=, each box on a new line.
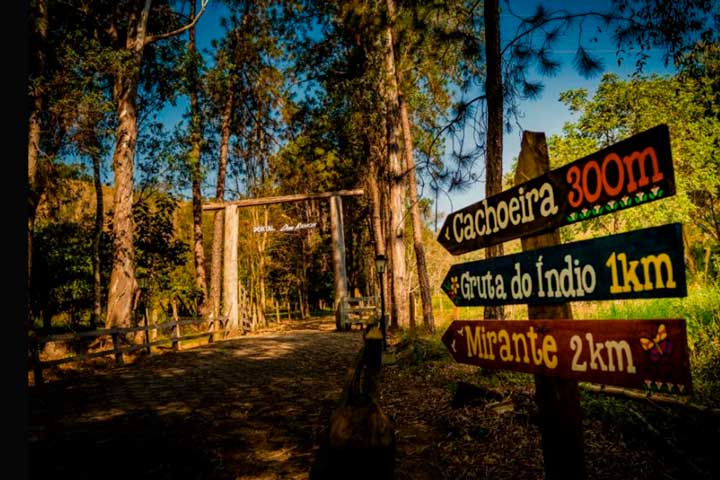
xmin=441 ymin=223 xmax=686 ymax=306
xmin=441 ymin=319 xmax=692 ymax=394
xmin=437 ymin=124 xmax=675 ymax=255
xmin=253 ymin=221 xmax=318 ymax=234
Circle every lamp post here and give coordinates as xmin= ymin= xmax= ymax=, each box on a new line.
xmin=375 ymin=254 xmax=387 ymax=350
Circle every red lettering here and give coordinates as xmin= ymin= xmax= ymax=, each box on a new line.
xmin=623 ymin=147 xmax=663 ymax=193
xmin=582 ymin=160 xmax=602 ymax=203
xmin=601 ymin=153 xmax=625 ymax=196
xmin=567 ymin=166 xmax=583 ymax=207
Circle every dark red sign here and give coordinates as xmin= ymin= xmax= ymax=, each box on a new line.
xmin=437 ymin=124 xmax=675 ymax=255
xmin=441 ymin=319 xmax=692 ymax=394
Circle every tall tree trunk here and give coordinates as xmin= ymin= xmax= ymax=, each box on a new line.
xmin=383 ymin=0 xmax=408 ymax=329
xmin=483 ymin=0 xmax=505 ymax=321
xmin=367 ymin=147 xmax=386 ymax=259
xmin=91 ymin=147 xmax=103 ymax=330
xmin=188 ymin=0 xmax=208 ymax=315
xmin=209 ymin=90 xmax=233 ymax=319
xmin=398 ymin=95 xmax=435 ymax=332
xmin=367 ymin=149 xmax=390 ymax=322
xmin=387 ymin=0 xmax=434 ymax=331
xmin=28 ymin=0 xmax=48 ymax=326
xmin=106 ymin=1 xmax=151 ymax=328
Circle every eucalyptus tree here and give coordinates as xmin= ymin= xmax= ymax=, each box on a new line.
xmin=203 ymin=1 xmax=287 ymax=325
xmin=29 ymin=0 xmax=208 ymax=329
xmin=28 ymin=0 xmax=119 ymax=328
xmin=185 ymin=0 xmax=208 ymax=315
xmin=101 ymin=0 xmax=207 ymax=328
xmin=382 ymin=0 xmax=479 ymax=331
xmin=281 ymin=0 xmax=479 ymax=330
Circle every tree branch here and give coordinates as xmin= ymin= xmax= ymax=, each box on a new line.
xmin=144 ymin=0 xmax=209 ymax=45
xmin=428 ymin=94 xmax=486 ymax=155
xmin=580 ymin=383 xmax=720 ymax=416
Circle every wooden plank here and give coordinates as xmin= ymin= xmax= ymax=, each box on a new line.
xmin=34 ymin=328 xmax=119 ymax=343
xmin=438 ymin=124 xmax=674 ymax=255
xmin=441 ymin=319 xmax=692 ymax=394
xmin=176 ymin=332 xmax=215 ymax=342
xmin=202 ymin=189 xmax=364 ymax=211
xmin=40 ymin=349 xmax=119 ymax=367
xmin=441 ymin=223 xmax=686 ymax=306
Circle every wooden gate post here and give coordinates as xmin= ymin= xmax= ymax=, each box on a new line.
xmin=223 ymin=205 xmax=239 ymax=331
xmin=330 ymin=195 xmax=348 ymax=330
xmin=516 ymin=131 xmax=586 ymax=479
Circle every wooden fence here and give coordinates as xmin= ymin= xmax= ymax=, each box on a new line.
xmin=339 ymin=296 xmax=380 ymax=329
xmin=28 ymin=315 xmax=228 ymax=386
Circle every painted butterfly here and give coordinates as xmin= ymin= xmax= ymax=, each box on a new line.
xmin=640 ymin=324 xmax=672 ymax=361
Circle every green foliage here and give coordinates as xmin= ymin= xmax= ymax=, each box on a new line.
xmin=588 ymin=281 xmax=720 ymax=406
xmin=132 ymin=192 xmax=194 ymax=312
xmin=133 ymin=193 xmax=189 ymax=287
xmin=549 ymin=72 xmax=720 ymax=274
xmin=32 ymin=219 xmax=95 ymax=322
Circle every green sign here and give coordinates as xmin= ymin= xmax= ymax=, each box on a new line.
xmin=441 ymin=223 xmax=686 ymax=306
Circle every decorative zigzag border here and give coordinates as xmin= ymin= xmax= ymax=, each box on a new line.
xmin=643 ymin=379 xmax=687 ymax=394
xmin=566 ymin=187 xmax=664 ymax=223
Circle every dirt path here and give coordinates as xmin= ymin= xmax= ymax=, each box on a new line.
xmin=28 ymin=318 xmax=363 ymax=480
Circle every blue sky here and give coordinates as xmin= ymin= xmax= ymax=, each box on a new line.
xmin=158 ymin=0 xmax=675 ymax=222
xmin=433 ymin=0 xmax=675 ymax=220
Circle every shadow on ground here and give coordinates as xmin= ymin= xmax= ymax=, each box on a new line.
xmin=29 ymin=319 xmax=363 ymax=479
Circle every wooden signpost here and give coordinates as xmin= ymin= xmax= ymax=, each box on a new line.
xmin=441 ymin=223 xmax=687 ymax=306
xmin=437 ymin=124 xmax=675 ymax=255
xmin=441 ymin=319 xmax=692 ymax=394
xmin=438 ymin=126 xmax=690 ymax=479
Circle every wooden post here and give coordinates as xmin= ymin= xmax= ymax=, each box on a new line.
xmin=172 ymin=317 xmax=180 ymax=351
xmin=31 ymin=340 xmax=44 ymax=386
xmin=330 ymin=195 xmax=349 ymax=330
xmin=363 ymin=327 xmax=383 ymax=398
xmin=516 ymin=131 xmax=586 ymax=479
xmin=111 ymin=331 xmax=124 ymax=365
xmin=275 ymin=298 xmax=280 ymax=323
xmin=143 ymin=308 xmax=151 ymax=355
xmin=223 ymin=205 xmax=239 ymax=331
xmin=409 ymin=291 xmax=416 ymax=330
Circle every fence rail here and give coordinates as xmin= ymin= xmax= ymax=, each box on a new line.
xmin=29 ymin=316 xmax=229 ymax=386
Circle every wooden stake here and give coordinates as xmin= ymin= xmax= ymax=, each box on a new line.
xmin=143 ymin=307 xmax=151 ymax=355
xmin=31 ymin=340 xmax=43 ymax=386
xmin=516 ymin=131 xmax=585 ymax=479
xmin=111 ymin=332 xmax=124 ymax=365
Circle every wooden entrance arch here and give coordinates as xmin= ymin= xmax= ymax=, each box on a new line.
xmin=202 ymin=189 xmax=364 ymax=331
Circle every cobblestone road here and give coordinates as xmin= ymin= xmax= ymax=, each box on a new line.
xmin=28 ymin=319 xmax=363 ymax=480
